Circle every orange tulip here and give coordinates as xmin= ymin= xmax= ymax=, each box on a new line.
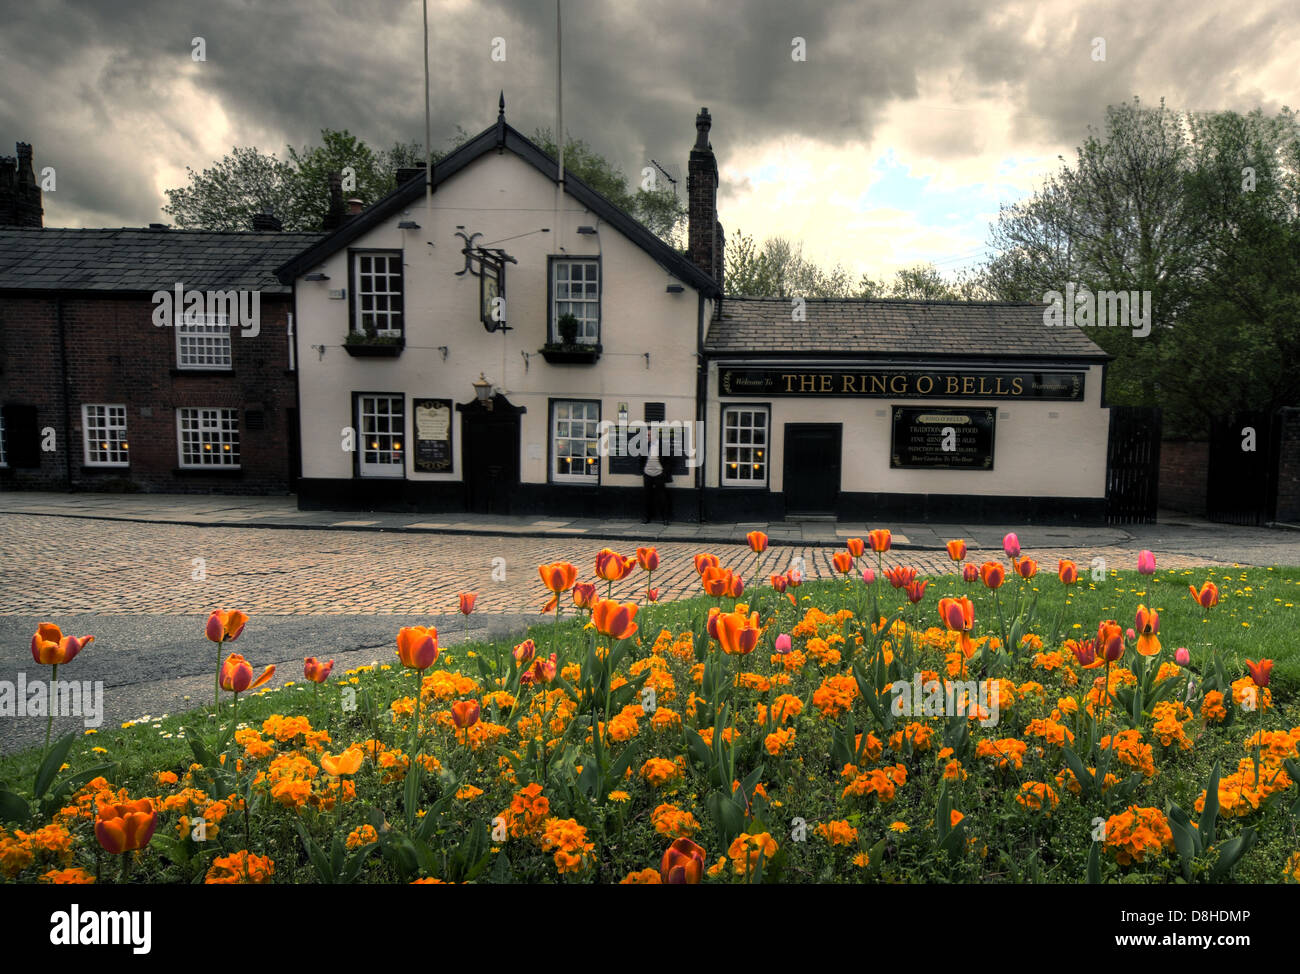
xmin=637 ymin=547 xmax=660 ymax=572
xmin=219 ymin=653 xmax=276 ymax=694
xmin=831 ymin=552 xmax=854 ymax=575
xmin=979 ymin=562 xmax=1005 ymax=590
xmin=939 ymin=596 xmax=975 ymax=633
xmin=205 ymin=609 xmax=248 ymax=643
xmin=595 ymin=548 xmax=635 ymax=582
xmin=451 ymin=700 xmax=481 ymax=729
xmin=646 ymin=587 xmax=659 ymax=602
xmin=1189 ymin=581 xmax=1219 ymax=609
xmin=592 ymin=599 xmax=638 ymax=640
xmin=716 ymin=610 xmax=761 ymax=655
xmin=1058 ymin=560 xmax=1078 ymax=585
xmin=1097 ymin=621 xmax=1124 ymax=662
xmin=522 ymin=653 xmax=557 ymax=686
xmin=1245 ymin=658 xmax=1273 ymax=688
xmin=746 ymin=531 xmax=769 ymax=554
xmin=1067 ymin=637 xmax=1104 ymax=669
xmin=867 ymin=529 xmax=891 ymax=553
xmin=320 ymin=748 xmax=364 ymax=776
xmin=513 ymin=639 xmax=537 ymax=669
xmin=94 ymin=798 xmax=158 ymax=855
xmin=726 ymin=573 xmax=745 ymax=599
xmin=30 ymin=623 xmax=93 ymax=665
xmin=572 ymin=582 xmax=598 ymax=610
xmin=769 ymin=574 xmax=787 ymax=593
xmin=1013 ymin=557 xmax=1038 ymax=580
xmin=883 ymin=565 xmax=918 ymax=588
xmin=458 ymin=592 xmax=477 ymax=615
xmin=946 ymin=539 xmax=967 ymax=561
xmin=396 ymin=625 xmax=439 ymax=670
xmin=962 ymin=563 xmax=978 ymax=583
xmin=538 ymin=562 xmax=578 ymax=593
xmin=661 ymin=836 xmax=706 ymax=884
xmin=701 ymin=566 xmax=734 ymax=598
xmin=694 ymin=553 xmax=720 ymax=576
xmin=303 ymin=657 xmax=335 ymax=683
xmin=845 ymin=537 xmax=866 ymax=559
xmin=1134 ymin=605 xmax=1161 ymax=656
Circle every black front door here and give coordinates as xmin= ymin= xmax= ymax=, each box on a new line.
xmin=461 ymin=395 xmax=522 ymax=514
xmin=783 ymin=424 xmax=841 ymax=515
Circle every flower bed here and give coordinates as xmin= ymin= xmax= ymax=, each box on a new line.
xmin=1 ymin=534 xmax=1297 ymax=884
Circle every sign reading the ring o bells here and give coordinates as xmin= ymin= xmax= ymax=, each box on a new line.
xmin=891 ymin=406 xmax=996 ymax=470
xmin=719 ymin=367 xmax=1084 ymax=401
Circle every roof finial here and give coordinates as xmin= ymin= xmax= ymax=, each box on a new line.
xmin=499 ymin=90 xmax=505 ymax=119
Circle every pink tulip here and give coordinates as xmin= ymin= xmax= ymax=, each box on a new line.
xmin=1126 ymin=628 xmax=1136 ymax=642
xmin=774 ymin=633 xmax=792 ymax=655
xmin=1175 ymin=647 xmax=1190 ymax=666
xmin=1137 ymin=550 xmax=1156 ymax=575
xmin=1003 ymin=533 xmax=1020 ymax=558
xmin=861 ymin=567 xmax=875 ymax=585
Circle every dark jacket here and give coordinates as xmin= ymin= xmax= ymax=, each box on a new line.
xmin=638 ymin=445 xmax=673 ymax=483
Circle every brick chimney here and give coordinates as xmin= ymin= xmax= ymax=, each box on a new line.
xmin=0 ymin=142 xmax=44 ymax=227
xmin=321 ymin=171 xmax=345 ymax=230
xmin=251 ymin=208 xmax=282 ymax=231
xmin=687 ymin=109 xmax=722 ymax=299
xmin=396 ymin=162 xmax=427 ymax=185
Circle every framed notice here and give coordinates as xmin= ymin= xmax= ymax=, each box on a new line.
xmin=890 ymin=406 xmax=995 ymax=470
xmin=413 ymin=398 xmax=453 ymax=472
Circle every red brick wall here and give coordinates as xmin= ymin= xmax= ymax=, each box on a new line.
xmin=1275 ymin=408 xmax=1300 ymax=524
xmin=0 ymin=292 xmax=296 ymax=494
xmin=1159 ymin=439 xmax=1209 ymax=515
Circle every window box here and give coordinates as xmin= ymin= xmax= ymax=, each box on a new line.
xmin=539 ymin=341 xmax=602 ymax=365
xmin=344 ymin=332 xmax=405 ymax=357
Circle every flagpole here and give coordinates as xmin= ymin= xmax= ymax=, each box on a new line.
xmin=556 ymin=0 xmax=564 ymax=187
xmin=423 ymin=0 xmax=433 ymax=233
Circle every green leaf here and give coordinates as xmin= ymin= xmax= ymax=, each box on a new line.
xmin=1198 ymin=761 xmax=1221 ymax=847
xmin=1209 ymin=828 xmax=1257 ymax=883
xmin=1167 ymin=809 xmax=1197 ymax=882
xmin=33 ymin=731 xmax=78 ymax=799
xmin=1061 ymin=745 xmax=1094 ymax=800
xmin=1086 ymin=840 xmax=1101 ymax=884
xmin=684 ymin=727 xmax=712 ymax=767
xmin=150 ymin=834 xmax=191 ymax=867
xmin=295 ymin=818 xmax=335 ymax=883
xmin=340 ymin=842 xmax=377 ymax=884
xmin=41 ymin=763 xmax=117 ymax=812
xmin=0 ymin=789 xmax=29 ymax=825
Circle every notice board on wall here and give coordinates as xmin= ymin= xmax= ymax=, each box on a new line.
xmin=413 ymin=398 xmax=453 ymax=472
xmin=890 ymin=405 xmax=995 ymax=469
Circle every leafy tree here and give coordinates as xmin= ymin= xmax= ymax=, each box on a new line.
xmin=161 ymin=146 xmax=299 ymax=231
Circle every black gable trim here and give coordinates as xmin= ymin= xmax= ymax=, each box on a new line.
xmin=275 ymin=122 xmax=720 ymax=297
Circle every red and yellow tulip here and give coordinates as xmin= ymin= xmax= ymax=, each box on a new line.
xmin=1134 ymin=605 xmax=1161 ymax=656
xmin=1245 ymin=658 xmax=1273 ymax=688
xmin=661 ymin=837 xmax=706 ymax=884
xmin=94 ymin=798 xmax=158 ymax=855
xmin=303 ymin=657 xmax=335 ymax=683
xmin=30 ymin=623 xmax=93 ymax=665
xmin=1189 ymin=581 xmax=1219 ymax=609
xmin=715 ymin=609 xmax=761 ymax=655
xmin=867 ymin=529 xmax=891 ymax=553
xmin=945 ymin=539 xmax=967 ymax=561
xmin=219 ymin=653 xmax=276 ymax=694
xmin=592 ymin=599 xmax=638 ymax=641
xmin=746 ymin=531 xmax=769 ymax=554
xmin=205 ymin=609 xmax=248 ymax=643
xmin=396 ymin=625 xmax=439 ymax=671
xmin=451 ymin=700 xmax=482 ymax=729
xmin=1058 ymin=560 xmax=1078 ymax=585
xmin=979 ymin=562 xmax=1005 ymax=590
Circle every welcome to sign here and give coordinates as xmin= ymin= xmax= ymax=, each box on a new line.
xmin=718 ymin=367 xmax=1085 ymax=401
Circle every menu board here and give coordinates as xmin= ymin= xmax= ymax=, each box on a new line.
xmin=413 ymin=398 xmax=453 ymax=472
xmin=890 ymin=406 xmax=995 ymax=469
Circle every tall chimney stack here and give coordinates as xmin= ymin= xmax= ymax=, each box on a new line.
xmin=687 ymin=109 xmax=722 ymax=302
xmin=0 ymin=142 xmax=44 ymax=227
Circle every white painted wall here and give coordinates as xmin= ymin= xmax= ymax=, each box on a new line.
xmin=293 ymin=150 xmax=708 ymax=486
xmin=705 ymin=361 xmax=1110 ymax=498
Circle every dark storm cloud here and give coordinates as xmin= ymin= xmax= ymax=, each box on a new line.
xmin=0 ymin=0 xmax=1293 ymax=228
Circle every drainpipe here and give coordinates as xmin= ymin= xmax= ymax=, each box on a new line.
xmin=695 ymin=291 xmax=707 ymax=524
xmin=57 ymin=293 xmax=71 ymax=489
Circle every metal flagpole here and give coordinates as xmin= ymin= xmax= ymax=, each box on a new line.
xmin=423 ymin=0 xmax=433 ymax=233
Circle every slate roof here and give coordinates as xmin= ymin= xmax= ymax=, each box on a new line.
xmin=0 ymin=228 xmax=322 ymax=294
xmin=275 ymin=110 xmax=720 ymax=296
xmin=706 ymin=296 xmax=1110 ymax=361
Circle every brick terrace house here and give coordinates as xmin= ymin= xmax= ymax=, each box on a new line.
xmin=0 ymin=151 xmax=319 ymax=492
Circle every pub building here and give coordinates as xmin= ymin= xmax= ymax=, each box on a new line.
xmin=281 ymin=100 xmax=1112 ymax=524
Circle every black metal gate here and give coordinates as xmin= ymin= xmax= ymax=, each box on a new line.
xmin=1206 ymin=411 xmax=1279 ymax=525
xmin=1106 ymin=406 xmax=1162 ymax=524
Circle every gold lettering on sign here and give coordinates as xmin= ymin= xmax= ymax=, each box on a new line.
xmin=819 ymin=374 xmax=832 ymax=392
xmin=946 ymin=376 xmax=959 ymax=394
xmin=995 ymin=377 xmax=1008 ymax=396
xmin=978 ymin=376 xmax=991 ymax=395
xmin=783 ymin=374 xmax=798 ymax=393
xmin=962 ymin=377 xmax=975 ymax=395
xmin=869 ymin=375 xmax=887 ymax=394
xmin=890 ymin=375 xmax=907 ymax=394
xmin=799 ymin=374 xmax=816 ymax=393
xmin=1011 ymin=377 xmax=1024 ymax=395
xmin=917 ymin=375 xmax=934 ymax=394
xmin=842 ymin=374 xmax=859 ymax=393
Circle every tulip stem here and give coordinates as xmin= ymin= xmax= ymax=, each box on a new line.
xmin=213 ymin=638 xmax=223 ymax=722
xmin=44 ymin=662 xmax=57 ymax=755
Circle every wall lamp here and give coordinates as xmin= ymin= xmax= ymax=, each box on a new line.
xmin=398 ymin=220 xmax=421 ymax=230
xmin=437 ymin=345 xmax=448 ymax=361
xmin=304 ymin=272 xmax=329 ymax=281
xmin=666 ymin=283 xmax=684 ymax=293
xmin=577 ymin=225 xmax=597 ymax=235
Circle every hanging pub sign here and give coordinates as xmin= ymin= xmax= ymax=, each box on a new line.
xmin=413 ymin=398 xmax=453 ymax=472
xmin=891 ymin=406 xmax=995 ymax=469
xmin=718 ymin=367 xmax=1084 ymax=401
xmin=480 ymin=257 xmax=504 ymax=332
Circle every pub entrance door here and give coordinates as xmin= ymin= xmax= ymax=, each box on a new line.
xmin=457 ymin=394 xmax=524 ymax=515
xmin=783 ymin=424 xmax=842 ymax=515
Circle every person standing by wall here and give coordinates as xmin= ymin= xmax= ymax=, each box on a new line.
xmin=639 ymin=426 xmax=672 ymax=524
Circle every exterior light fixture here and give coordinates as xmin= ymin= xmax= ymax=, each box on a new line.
xmin=666 ymin=283 xmax=684 ymax=293
xmin=577 ymin=225 xmax=597 ymax=235
xmin=305 ymin=273 xmax=329 ymax=281
xmin=438 ymin=345 xmax=448 ymax=361
xmin=472 ymin=372 xmax=493 ymax=410
xmin=398 ymin=220 xmax=421 ymax=230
